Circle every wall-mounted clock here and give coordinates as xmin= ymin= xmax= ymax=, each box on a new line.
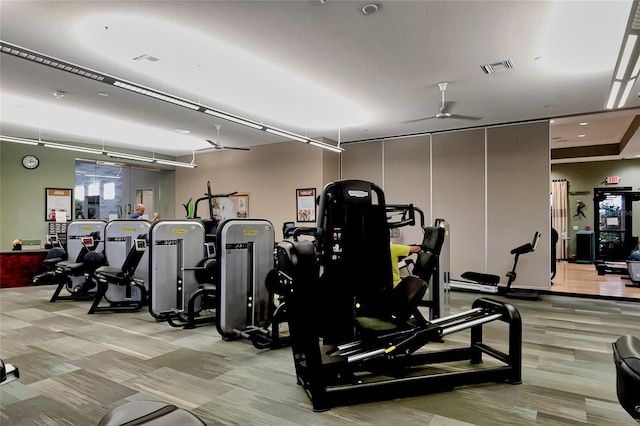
xmin=22 ymin=155 xmax=40 ymax=170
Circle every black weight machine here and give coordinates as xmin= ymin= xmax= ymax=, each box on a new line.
xmin=274 ymin=180 xmax=522 ymax=411
xmin=46 ymin=232 xmax=107 ymax=302
xmin=88 ymin=234 xmax=149 ymax=314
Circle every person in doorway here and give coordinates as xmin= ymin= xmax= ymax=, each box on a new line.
xmin=390 ymin=242 xmax=421 ymax=287
xmin=131 ymin=204 xmax=159 ymax=222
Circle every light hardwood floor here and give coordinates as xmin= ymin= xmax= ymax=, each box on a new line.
xmin=546 ymin=261 xmax=640 ymax=300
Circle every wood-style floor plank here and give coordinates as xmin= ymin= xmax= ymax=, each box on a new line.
xmin=1 ymin=284 xmax=638 ymax=425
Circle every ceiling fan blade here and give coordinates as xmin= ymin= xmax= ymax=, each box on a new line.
xmin=401 ymin=115 xmax=437 ymax=124
xmin=448 ymin=114 xmax=483 ymax=121
xmin=220 ymin=146 xmax=250 ymax=151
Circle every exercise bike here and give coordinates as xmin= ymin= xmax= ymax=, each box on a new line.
xmin=452 ymin=231 xmax=541 ymax=300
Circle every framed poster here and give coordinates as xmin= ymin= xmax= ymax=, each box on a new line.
xmin=211 ymin=193 xmax=249 ymax=222
xmin=296 ymin=188 xmax=316 ymax=222
xmin=45 ymin=188 xmax=73 ymax=221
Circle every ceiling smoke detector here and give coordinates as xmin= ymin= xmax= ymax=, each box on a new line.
xmin=361 ymin=3 xmax=380 ymax=15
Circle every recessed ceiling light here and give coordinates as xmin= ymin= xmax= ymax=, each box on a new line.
xmin=52 ymin=91 xmax=65 ymax=99
xmin=578 ymin=134 xmax=586 ymax=137
xmin=362 ymin=3 xmax=379 ymax=15
xmin=579 ymin=122 xmax=588 ymax=125
xmin=172 ymin=128 xmax=191 ymax=134
xmin=98 ymin=91 xmax=110 ymax=97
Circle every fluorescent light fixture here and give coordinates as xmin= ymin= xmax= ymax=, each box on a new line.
xmin=579 ymin=122 xmax=588 ymax=126
xmin=606 ymin=1 xmax=640 ymax=109
xmin=0 ymin=135 xmax=39 ymax=145
xmin=265 ymin=127 xmax=308 ymax=143
xmin=308 ymin=140 xmax=344 ymax=153
xmin=618 ymin=78 xmax=636 ymax=108
xmin=155 ymin=159 xmax=197 ymax=168
xmin=107 ymin=152 xmax=155 ymax=163
xmin=44 ymin=143 xmax=104 ymax=154
xmin=606 ymin=81 xmax=622 ymax=109
xmin=0 ymin=40 xmax=347 ymax=155
xmin=616 ymin=34 xmax=637 ymax=80
xmin=113 ymin=81 xmax=200 ymax=110
xmin=619 ymin=78 xmax=636 ymax=107
xmin=1 ymin=134 xmax=196 ymax=167
xmin=203 ymin=109 xmax=264 ymax=129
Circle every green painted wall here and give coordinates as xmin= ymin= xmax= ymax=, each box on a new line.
xmin=0 ymin=142 xmax=176 ymax=251
xmin=551 ymin=159 xmax=640 ymax=256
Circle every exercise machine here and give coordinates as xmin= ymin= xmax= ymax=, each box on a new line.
xmin=87 ymin=219 xmax=150 ymax=313
xmin=274 ymin=180 xmax=522 ymax=411
xmin=450 ymin=231 xmax=541 ymax=300
xmin=88 ymin=232 xmax=149 ymax=314
xmin=627 ymin=250 xmax=640 ymax=287
xmin=216 ymin=219 xmax=280 ymax=348
xmin=47 ymin=220 xmax=107 ymax=302
xmin=612 ymin=335 xmax=640 ymax=423
xmin=148 ymin=220 xmax=218 ymax=329
xmin=32 ymin=246 xmax=68 ymax=285
xmin=387 ymin=205 xmax=448 ymax=320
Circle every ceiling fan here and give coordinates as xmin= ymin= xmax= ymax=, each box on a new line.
xmin=199 ymin=124 xmax=250 ymax=151
xmin=403 ymin=82 xmax=482 ymax=123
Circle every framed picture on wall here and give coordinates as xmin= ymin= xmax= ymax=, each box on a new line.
xmin=45 ymin=188 xmax=73 ymax=222
xmin=211 ymin=193 xmax=249 ymax=221
xmin=296 ymin=188 xmax=316 ymax=222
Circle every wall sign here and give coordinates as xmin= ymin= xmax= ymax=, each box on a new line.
xmin=45 ymin=188 xmax=72 ymax=222
xmin=296 ymin=188 xmax=316 ymax=222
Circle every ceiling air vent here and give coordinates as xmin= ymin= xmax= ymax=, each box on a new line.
xmin=480 ymin=59 xmax=516 ymax=74
xmin=132 ymin=54 xmax=160 ymax=62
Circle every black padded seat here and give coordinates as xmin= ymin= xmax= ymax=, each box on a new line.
xmin=612 ymin=335 xmax=640 ymax=421
xmin=93 ymin=266 xmax=130 ymax=285
xmin=355 ymin=275 xmax=428 ymax=334
xmin=461 ymin=271 xmax=500 ymax=285
xmin=98 ymin=401 xmax=206 ymax=426
xmin=55 ymin=261 xmax=86 ymax=276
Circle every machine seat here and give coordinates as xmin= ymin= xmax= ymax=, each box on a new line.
xmin=99 ymin=401 xmax=205 ymax=426
xmin=461 ymin=271 xmax=501 ymax=285
xmin=355 ymin=276 xmax=428 ymax=335
xmin=612 ymin=335 xmax=640 ymax=421
xmin=55 ymin=261 xmax=85 ymax=276
xmin=94 ymin=266 xmax=130 ymax=285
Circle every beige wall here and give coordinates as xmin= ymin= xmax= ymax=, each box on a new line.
xmin=486 ymin=122 xmax=550 ymax=289
xmin=383 ymin=135 xmax=430 ymax=244
xmin=176 ymin=140 xmax=339 ymax=240
xmin=341 ymin=140 xmax=383 ymax=185
xmin=341 ymin=121 xmax=551 ymax=290
xmin=432 ymin=129 xmax=486 ymax=277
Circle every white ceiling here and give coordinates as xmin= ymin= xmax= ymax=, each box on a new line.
xmin=1 ymin=0 xmax=640 ymax=162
